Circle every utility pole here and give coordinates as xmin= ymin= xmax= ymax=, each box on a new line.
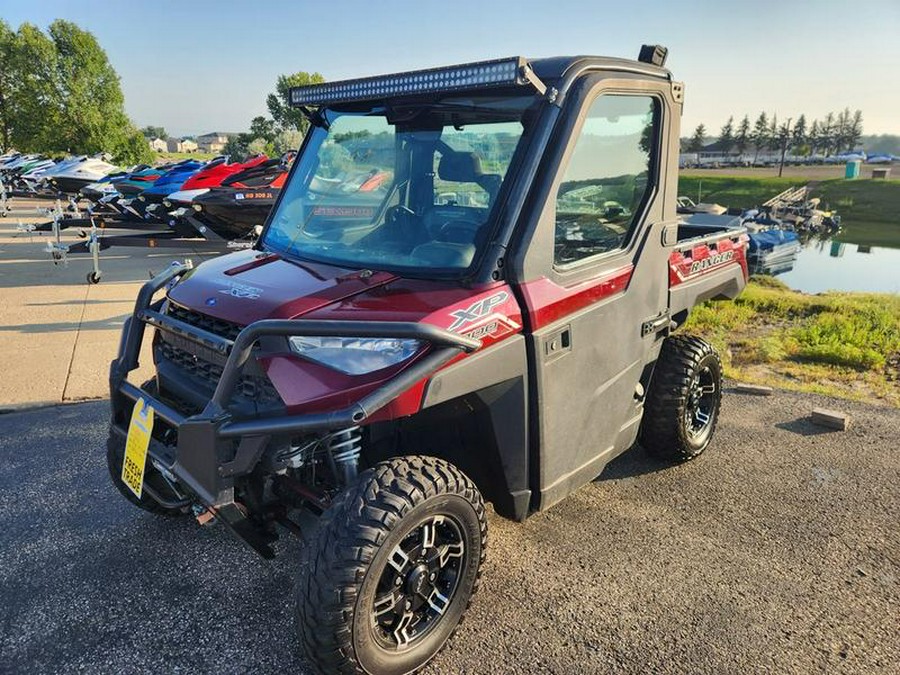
xmin=778 ymin=117 xmax=793 ymax=178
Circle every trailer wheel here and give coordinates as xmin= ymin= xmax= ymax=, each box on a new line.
xmin=640 ymin=334 xmax=723 ymax=462
xmin=297 ymin=456 xmax=487 ymax=675
xmin=86 ymin=271 xmax=101 ymax=284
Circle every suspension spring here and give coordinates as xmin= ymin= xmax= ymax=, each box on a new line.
xmin=326 ymin=426 xmax=362 ymax=486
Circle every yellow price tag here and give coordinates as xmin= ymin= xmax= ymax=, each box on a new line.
xmin=122 ymin=398 xmax=154 ymax=499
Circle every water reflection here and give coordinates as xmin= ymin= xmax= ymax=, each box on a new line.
xmin=767 ymin=235 xmax=900 ymax=294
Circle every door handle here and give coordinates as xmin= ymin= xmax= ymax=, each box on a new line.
xmin=641 ymin=312 xmax=671 ymax=338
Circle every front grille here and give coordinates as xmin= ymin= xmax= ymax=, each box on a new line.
xmin=158 ymin=341 xmax=280 ymax=404
xmin=159 ymin=302 xmax=279 ymax=406
xmin=167 ymin=302 xmax=243 ymax=341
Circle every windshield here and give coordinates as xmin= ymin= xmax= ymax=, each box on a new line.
xmin=262 ymin=95 xmax=538 ymax=273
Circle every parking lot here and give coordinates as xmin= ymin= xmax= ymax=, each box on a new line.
xmin=1 ymin=387 xmax=897 ymax=674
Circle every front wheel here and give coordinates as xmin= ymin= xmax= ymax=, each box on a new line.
xmin=640 ymin=334 xmax=723 ymax=462
xmin=297 ymin=456 xmax=487 ymax=675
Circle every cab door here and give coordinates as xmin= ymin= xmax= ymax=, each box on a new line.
xmin=509 ymin=75 xmax=680 ymax=510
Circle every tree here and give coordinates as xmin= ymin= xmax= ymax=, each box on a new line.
xmin=808 ymin=120 xmax=821 ymax=155
xmin=752 ymin=112 xmax=769 ymax=160
xmin=0 ymin=20 xmax=15 ymax=150
xmin=791 ymin=114 xmax=807 ymax=148
xmin=249 ymin=115 xmax=276 ymax=143
xmin=767 ymin=113 xmax=780 ymax=151
xmin=273 ymin=128 xmax=303 ymax=155
xmin=847 ymin=110 xmax=863 ymax=152
xmin=735 ymin=115 xmax=750 ymax=156
xmin=141 ymin=125 xmax=167 ymax=139
xmin=821 ymin=112 xmax=835 ymax=155
xmin=688 ymin=124 xmax=706 ymax=152
xmin=3 ymin=20 xmax=150 ymax=163
xmin=266 ymin=71 xmax=325 ymax=134
xmin=718 ymin=116 xmax=734 ymax=154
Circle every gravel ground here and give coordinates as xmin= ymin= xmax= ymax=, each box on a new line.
xmin=0 ymin=388 xmax=897 ymax=674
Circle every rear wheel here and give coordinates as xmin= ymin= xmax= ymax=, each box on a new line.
xmin=640 ymin=334 xmax=723 ymax=462
xmin=297 ymin=456 xmax=487 ymax=675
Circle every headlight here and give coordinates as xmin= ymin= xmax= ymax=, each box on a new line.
xmin=288 ymin=336 xmax=421 ymax=375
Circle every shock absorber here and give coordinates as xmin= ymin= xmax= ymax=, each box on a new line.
xmin=326 ymin=426 xmax=362 ymax=486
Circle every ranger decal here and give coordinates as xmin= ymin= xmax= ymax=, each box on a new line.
xmin=689 ymin=250 xmax=734 ymax=275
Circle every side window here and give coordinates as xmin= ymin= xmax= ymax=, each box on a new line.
xmin=554 ymin=95 xmax=659 ymax=265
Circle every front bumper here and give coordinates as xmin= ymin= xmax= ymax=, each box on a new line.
xmin=109 ymin=261 xmax=479 ymax=554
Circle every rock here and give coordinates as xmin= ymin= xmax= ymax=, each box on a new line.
xmin=735 ymin=383 xmax=774 ymax=396
xmin=811 ymin=408 xmax=851 ymax=430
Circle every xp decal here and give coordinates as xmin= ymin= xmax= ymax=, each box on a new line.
xmin=448 ymin=291 xmax=510 ymax=331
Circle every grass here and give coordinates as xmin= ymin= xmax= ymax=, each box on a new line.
xmin=685 ymin=277 xmax=900 ymax=406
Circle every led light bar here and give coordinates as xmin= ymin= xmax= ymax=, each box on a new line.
xmin=290 ymin=56 xmax=541 ymax=107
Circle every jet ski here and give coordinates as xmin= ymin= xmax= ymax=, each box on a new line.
xmin=48 ymin=155 xmax=120 ymax=194
xmin=162 ymin=155 xmax=269 ymax=212
xmin=188 ymin=155 xmax=292 ymax=239
xmin=136 ymin=159 xmax=205 ymax=219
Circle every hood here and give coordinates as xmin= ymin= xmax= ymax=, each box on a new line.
xmin=166 ymin=249 xmax=519 ymax=336
xmin=167 ymin=249 xmax=400 ymax=325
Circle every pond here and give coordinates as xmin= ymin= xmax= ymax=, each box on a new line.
xmin=751 ymin=220 xmax=900 ymax=294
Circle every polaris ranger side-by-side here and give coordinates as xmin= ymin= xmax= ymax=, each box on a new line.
xmin=106 ymin=46 xmax=748 ymax=674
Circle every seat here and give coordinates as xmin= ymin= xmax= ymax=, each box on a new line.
xmin=437 ymin=151 xmax=501 ymax=205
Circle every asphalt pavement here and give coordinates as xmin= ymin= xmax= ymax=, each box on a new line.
xmin=0 ymin=388 xmax=897 ymax=674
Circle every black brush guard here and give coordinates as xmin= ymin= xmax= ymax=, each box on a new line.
xmin=109 ymin=261 xmax=480 ymax=557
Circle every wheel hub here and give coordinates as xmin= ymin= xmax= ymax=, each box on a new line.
xmin=406 ymin=563 xmax=431 ymax=598
xmin=371 ymin=514 xmax=467 ymax=650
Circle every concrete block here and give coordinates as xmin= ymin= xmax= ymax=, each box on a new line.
xmin=735 ymin=383 xmax=774 ymax=396
xmin=810 ymin=408 xmax=851 ymax=431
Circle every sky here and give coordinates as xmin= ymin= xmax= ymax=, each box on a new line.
xmin=3 ymin=0 xmax=899 ymax=137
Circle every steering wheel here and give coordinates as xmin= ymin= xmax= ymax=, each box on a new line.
xmin=384 ymin=204 xmax=415 ymax=226
xmin=437 ymin=218 xmax=482 ymax=244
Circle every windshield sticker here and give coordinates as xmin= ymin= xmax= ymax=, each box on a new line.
xmin=448 ymin=291 xmax=509 ymax=332
xmin=218 ymin=281 xmax=263 ymax=299
xmin=312 ymin=206 xmax=377 ymax=218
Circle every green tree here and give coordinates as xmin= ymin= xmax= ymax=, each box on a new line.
xmin=5 ymin=20 xmax=150 ymax=163
xmin=249 ymin=115 xmax=276 ymax=142
xmin=718 ymin=116 xmax=734 ymax=154
xmin=808 ymin=120 xmax=821 ymax=155
xmin=266 ymin=71 xmax=325 ymax=134
xmin=847 ymin=110 xmax=863 ymax=152
xmin=821 ymin=112 xmax=835 ymax=155
xmin=0 ymin=20 xmax=15 ymax=150
xmin=791 ymin=114 xmax=807 ymax=148
xmin=273 ymin=128 xmax=303 ymax=155
xmin=141 ymin=125 xmax=167 ymax=139
xmin=8 ymin=23 xmax=60 ymax=152
xmin=735 ymin=115 xmax=750 ymax=156
xmin=752 ymin=112 xmax=769 ymax=160
xmin=767 ymin=113 xmax=779 ymax=151
xmin=688 ymin=124 xmax=706 ymax=152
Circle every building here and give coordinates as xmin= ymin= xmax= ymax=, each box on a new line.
xmin=148 ymin=137 xmax=167 ymax=152
xmin=166 ymin=138 xmax=199 ymax=153
xmin=196 ymin=132 xmax=231 ymax=154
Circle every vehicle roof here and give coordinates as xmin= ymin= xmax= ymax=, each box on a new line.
xmin=529 ymin=55 xmax=671 ymax=83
